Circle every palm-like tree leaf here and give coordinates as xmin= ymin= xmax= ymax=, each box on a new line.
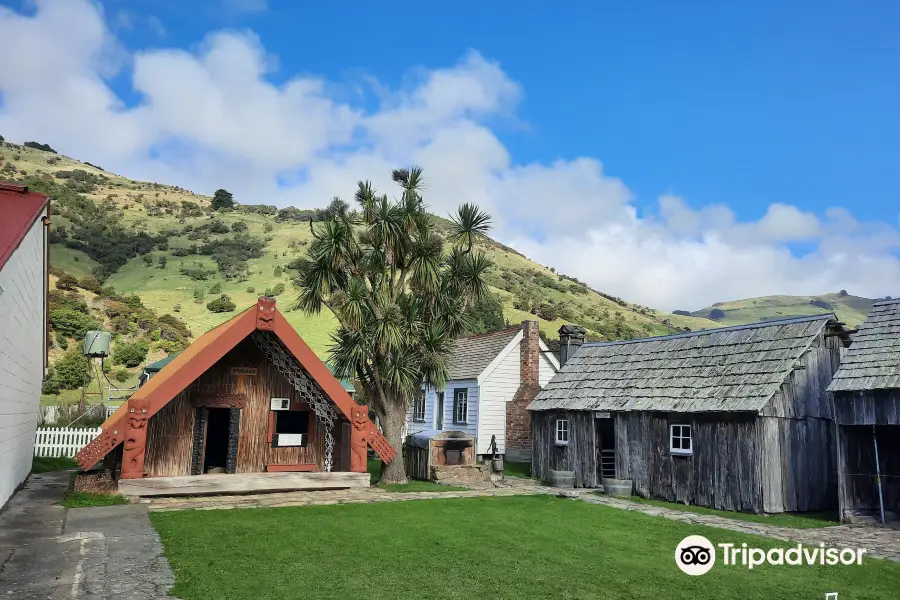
xmin=449 ymin=203 xmax=492 ymax=252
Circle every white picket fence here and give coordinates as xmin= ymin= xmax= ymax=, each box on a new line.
xmin=33 ymin=427 xmax=102 ymax=458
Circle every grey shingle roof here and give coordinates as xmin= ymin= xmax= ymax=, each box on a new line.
xmin=448 ymin=326 xmax=520 ymax=380
xmin=529 ymin=315 xmax=835 ymax=413
xmin=828 ymin=299 xmax=900 ymax=392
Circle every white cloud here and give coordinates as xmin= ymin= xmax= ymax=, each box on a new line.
xmin=0 ymin=0 xmax=898 ymax=310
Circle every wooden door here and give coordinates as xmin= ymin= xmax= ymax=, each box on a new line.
xmin=595 ymin=415 xmax=616 ymax=480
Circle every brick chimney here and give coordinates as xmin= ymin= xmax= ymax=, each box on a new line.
xmin=505 ymin=320 xmax=541 ymax=461
xmin=558 ymin=324 xmax=586 ymax=366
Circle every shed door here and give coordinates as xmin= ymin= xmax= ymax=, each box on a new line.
xmin=596 ymin=416 xmax=616 ymax=480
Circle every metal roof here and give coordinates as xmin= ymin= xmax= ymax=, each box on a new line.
xmin=828 ymin=299 xmax=900 ymax=392
xmin=529 ymin=314 xmax=837 ymax=413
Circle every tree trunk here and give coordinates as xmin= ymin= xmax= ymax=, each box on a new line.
xmin=375 ymin=397 xmax=408 ymax=485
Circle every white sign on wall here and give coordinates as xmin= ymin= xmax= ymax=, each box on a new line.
xmin=594 ymin=411 xmax=611 ymax=419
xmin=270 ymin=397 xmax=291 ymax=411
xmin=277 ymin=433 xmax=306 ymax=447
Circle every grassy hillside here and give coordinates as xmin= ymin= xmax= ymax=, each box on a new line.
xmin=685 ymin=292 xmax=885 ymax=328
xmin=1 ymin=141 xmax=720 ymax=365
xmin=4 ymin=139 xmax=885 ymax=410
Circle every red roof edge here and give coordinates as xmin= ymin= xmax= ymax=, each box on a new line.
xmin=0 ymin=182 xmax=50 ymax=271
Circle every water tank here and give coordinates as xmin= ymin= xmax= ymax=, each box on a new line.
xmin=83 ymin=330 xmax=111 ymax=358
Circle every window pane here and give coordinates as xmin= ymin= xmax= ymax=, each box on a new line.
xmin=275 ymin=410 xmax=309 ymax=434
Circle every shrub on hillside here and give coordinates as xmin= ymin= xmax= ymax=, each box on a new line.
xmin=209 ymin=282 xmax=222 ymax=295
xmin=246 ymin=286 xmax=255 ymax=294
xmin=48 ymin=348 xmax=92 ymax=390
xmin=672 ymin=310 xmax=692 ymax=316
xmin=112 ymin=341 xmax=149 ymax=368
xmin=77 ymin=275 xmax=102 ymax=294
xmin=231 ymin=221 xmax=248 ymax=233
xmin=207 ymin=294 xmax=236 ymax=313
xmin=114 ymin=368 xmax=131 ymax=383
xmin=50 ymin=309 xmax=101 ymax=339
xmin=181 ymin=266 xmax=215 ymax=281
xmin=56 ymin=273 xmax=78 ymax=290
xmin=809 ymin=299 xmax=832 ymax=310
xmin=708 ymin=308 xmax=726 ymax=320
xmin=208 ymin=219 xmax=230 ymax=234
xmin=263 ymin=283 xmax=285 ymax=297
xmin=193 ymin=289 xmax=205 ymax=303
xmin=171 ymin=247 xmax=191 ymax=257
xmin=24 ymin=141 xmax=57 ymax=153
xmin=49 ymin=290 xmax=88 ymax=314
xmin=464 ymin=292 xmax=506 ymax=335
xmin=55 ymin=332 xmax=69 ymax=350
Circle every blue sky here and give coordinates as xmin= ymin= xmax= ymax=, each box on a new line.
xmin=0 ymin=0 xmax=897 ymax=308
xmin=100 ymin=0 xmax=900 ymax=224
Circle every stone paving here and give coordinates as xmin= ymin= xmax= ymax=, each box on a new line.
xmin=144 ymin=477 xmax=553 ymax=511
xmin=0 ymin=471 xmax=179 ymax=600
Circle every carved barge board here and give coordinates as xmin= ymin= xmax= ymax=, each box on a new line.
xmin=118 ymin=471 xmax=371 ymax=497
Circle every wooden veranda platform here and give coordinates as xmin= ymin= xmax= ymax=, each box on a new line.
xmin=118 ymin=471 xmax=371 ymax=498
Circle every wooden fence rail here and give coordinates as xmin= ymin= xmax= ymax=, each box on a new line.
xmin=33 ymin=427 xmax=102 ymax=458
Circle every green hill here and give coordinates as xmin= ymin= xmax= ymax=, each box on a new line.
xmin=683 ymin=292 xmax=887 ymax=328
xmin=1 ymin=140 xmax=724 ymax=406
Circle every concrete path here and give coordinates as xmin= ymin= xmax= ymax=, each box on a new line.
xmin=0 ymin=471 xmax=178 ymax=600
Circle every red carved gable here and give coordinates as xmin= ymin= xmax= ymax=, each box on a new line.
xmin=256 ymin=297 xmax=276 ymax=330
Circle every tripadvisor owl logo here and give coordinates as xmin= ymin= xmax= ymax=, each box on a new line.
xmin=675 ymin=535 xmax=716 ymax=576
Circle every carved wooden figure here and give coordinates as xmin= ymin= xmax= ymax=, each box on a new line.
xmin=256 ymin=297 xmax=276 ymax=331
xmin=120 ymin=397 xmax=150 ymax=479
xmin=350 ymin=405 xmax=369 ymax=473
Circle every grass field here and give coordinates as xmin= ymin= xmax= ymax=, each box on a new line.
xmin=625 ymin=496 xmax=839 ymax=529
xmin=151 ymin=495 xmax=900 ymax=600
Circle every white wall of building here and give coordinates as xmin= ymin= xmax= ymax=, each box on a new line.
xmin=0 ymin=214 xmax=47 ymax=508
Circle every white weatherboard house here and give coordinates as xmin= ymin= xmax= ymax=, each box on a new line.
xmin=406 ymin=321 xmax=558 ymax=460
xmin=0 ymin=183 xmax=50 ymax=508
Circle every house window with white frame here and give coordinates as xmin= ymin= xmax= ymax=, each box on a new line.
xmin=555 ymin=418 xmax=569 ymax=445
xmin=453 ymin=389 xmax=468 ymax=424
xmin=412 ymin=391 xmax=426 ymax=422
xmin=670 ymin=423 xmax=692 ymax=455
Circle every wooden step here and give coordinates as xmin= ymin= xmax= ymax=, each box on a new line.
xmin=118 ymin=471 xmax=371 ymax=498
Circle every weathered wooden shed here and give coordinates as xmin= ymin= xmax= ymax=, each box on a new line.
xmin=827 ymin=299 xmax=900 ymax=523
xmin=528 ymin=315 xmax=851 ymax=514
xmin=75 ymin=298 xmax=395 ymax=497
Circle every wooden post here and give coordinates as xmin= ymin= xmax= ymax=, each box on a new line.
xmin=120 ymin=398 xmax=150 ymax=479
xmin=873 ymin=426 xmax=885 ymax=524
xmin=350 ymin=405 xmax=369 ymax=473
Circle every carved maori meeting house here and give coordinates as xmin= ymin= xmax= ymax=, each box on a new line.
xmin=75 ymin=298 xmax=395 ymax=497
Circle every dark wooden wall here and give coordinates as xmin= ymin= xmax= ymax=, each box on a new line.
xmin=617 ymin=413 xmax=764 ymax=513
xmin=531 ymin=411 xmax=597 ymax=488
xmin=833 ymin=390 xmax=900 ymax=426
xmin=144 ymin=339 xmax=346 ymax=476
xmin=836 ymin=424 xmax=900 ymax=521
xmin=758 ymin=416 xmax=836 ymax=512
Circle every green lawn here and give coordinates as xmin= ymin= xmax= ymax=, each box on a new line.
xmin=625 ymin=496 xmax=839 ymax=529
xmin=151 ymin=495 xmax=900 ymax=600
xmin=367 ymin=459 xmax=467 ymax=492
xmin=31 ymin=456 xmax=78 ymax=473
xmin=503 ymin=460 xmax=533 ymax=479
xmin=61 ymin=491 xmax=130 ymax=508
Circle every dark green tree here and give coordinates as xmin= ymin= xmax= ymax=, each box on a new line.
xmin=464 ymin=292 xmax=506 ymax=334
xmin=294 ymin=167 xmax=493 ymax=483
xmin=56 ymin=273 xmax=78 ymax=291
xmin=211 ymin=189 xmax=235 ymax=211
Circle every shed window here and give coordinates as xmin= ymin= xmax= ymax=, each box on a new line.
xmin=555 ymin=419 xmax=569 ymax=445
xmin=670 ymin=424 xmax=692 ymax=455
xmin=413 ymin=392 xmax=426 ymax=422
xmin=453 ymin=389 xmax=468 ymax=424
